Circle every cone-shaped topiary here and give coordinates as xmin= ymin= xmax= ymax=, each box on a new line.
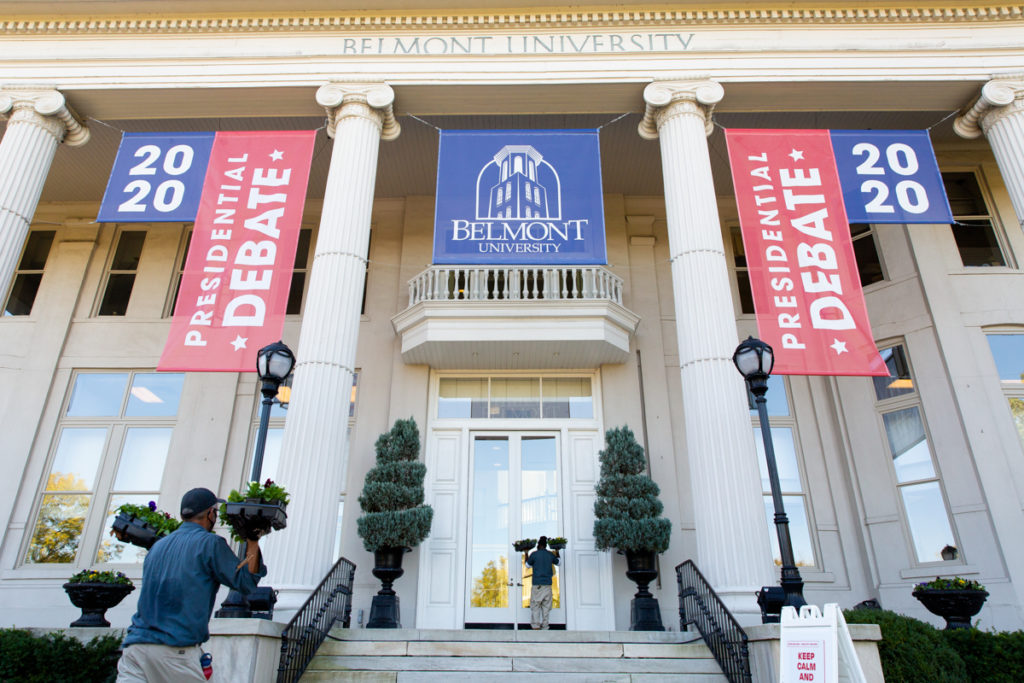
xmin=593 ymin=426 xmax=671 ymax=553
xmin=357 ymin=418 xmax=434 ymax=552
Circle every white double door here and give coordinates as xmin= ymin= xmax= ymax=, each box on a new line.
xmin=465 ymin=432 xmax=564 ymax=627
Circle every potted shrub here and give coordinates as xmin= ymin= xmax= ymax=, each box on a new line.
xmin=593 ymin=426 xmax=671 ymax=631
xmin=912 ymin=576 xmax=989 ymax=630
xmin=219 ymin=479 xmax=289 ymax=543
xmin=63 ymin=569 xmax=135 ymax=628
xmin=111 ymin=501 xmax=181 ymax=549
xmin=357 ymin=418 xmax=433 ymax=628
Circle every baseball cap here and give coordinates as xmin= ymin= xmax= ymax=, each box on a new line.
xmin=180 ymin=487 xmax=226 ymax=518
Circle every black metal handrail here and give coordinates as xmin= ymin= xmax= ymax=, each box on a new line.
xmin=277 ymin=556 xmax=356 ymax=683
xmin=676 ymin=560 xmax=752 ymax=683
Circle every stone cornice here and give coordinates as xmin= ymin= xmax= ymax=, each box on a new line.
xmin=1 ymin=6 xmax=1023 ymax=35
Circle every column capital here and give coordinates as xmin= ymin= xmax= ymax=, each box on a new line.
xmin=954 ymin=75 xmax=1024 ymax=139
xmin=638 ymin=79 xmax=724 ymax=140
xmin=316 ymin=82 xmax=400 ymax=141
xmin=0 ymin=87 xmax=89 ymax=147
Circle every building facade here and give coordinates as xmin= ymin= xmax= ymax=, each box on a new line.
xmin=1 ymin=1 xmax=1024 ymax=633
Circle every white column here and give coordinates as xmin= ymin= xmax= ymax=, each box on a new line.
xmin=638 ymin=80 xmax=774 ymax=621
xmin=954 ymin=75 xmax=1024 ymax=230
xmin=0 ymin=88 xmax=89 ymax=297
xmin=264 ymin=83 xmax=399 ymax=615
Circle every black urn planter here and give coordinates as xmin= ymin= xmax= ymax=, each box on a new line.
xmin=913 ymin=588 xmax=989 ymax=630
xmin=111 ymin=513 xmax=158 ymax=549
xmin=623 ymin=549 xmax=665 ymax=631
xmin=63 ymin=582 xmax=135 ymax=628
xmin=367 ymin=546 xmax=410 ymax=628
xmin=222 ymin=500 xmax=287 ymax=541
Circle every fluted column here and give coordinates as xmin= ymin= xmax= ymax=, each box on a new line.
xmin=264 ymin=83 xmax=399 ymax=614
xmin=954 ymin=75 xmax=1024 ymax=230
xmin=0 ymin=88 xmax=89 ymax=296
xmin=639 ymin=80 xmax=774 ymax=621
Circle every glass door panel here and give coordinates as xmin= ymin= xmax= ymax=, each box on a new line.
xmin=466 ymin=433 xmax=562 ymax=627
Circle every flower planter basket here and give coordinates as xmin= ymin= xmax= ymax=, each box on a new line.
xmin=111 ymin=512 xmax=159 ymax=549
xmin=913 ymin=588 xmax=989 ymax=630
xmin=513 ymin=539 xmax=537 ymax=552
xmin=63 ymin=582 xmax=135 ymax=628
xmin=548 ymin=539 xmax=567 ymax=551
xmin=222 ymin=500 xmax=287 ymax=541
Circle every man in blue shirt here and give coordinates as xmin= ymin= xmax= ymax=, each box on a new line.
xmin=117 ymin=487 xmax=267 ymax=682
xmin=525 ymin=536 xmax=559 ymax=630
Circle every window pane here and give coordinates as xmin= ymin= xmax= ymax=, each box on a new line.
xmin=113 ymin=428 xmax=172 ymax=490
xmin=471 ymin=437 xmax=509 ymax=608
xmin=97 ymin=493 xmax=153 ymax=564
xmin=763 ymin=495 xmax=815 ymax=568
xmin=491 ymin=378 xmax=540 ymax=419
xmin=851 ymin=225 xmax=884 ymax=286
xmin=126 ymin=373 xmax=184 ymax=417
xmin=18 ymin=231 xmax=56 ymax=270
xmin=542 ymin=378 xmax=593 ymax=419
xmin=4 ymin=274 xmax=43 ymax=316
xmin=883 ymin=407 xmax=936 ymax=483
xmin=293 ymin=229 xmax=312 ymax=269
xmin=111 ymin=231 xmax=146 ymax=270
xmin=901 ymin=481 xmax=956 ymax=563
xmin=735 ymin=271 xmax=755 ymax=315
xmin=98 ymin=273 xmax=137 ymax=316
xmin=256 ymin=427 xmax=283 ymax=483
xmin=1009 ymin=398 xmax=1024 ymax=452
xmin=50 ymin=427 xmax=108 ymax=490
xmin=26 ymin=493 xmax=90 ymax=563
xmin=438 ymin=378 xmax=488 ymax=418
xmin=873 ymin=346 xmax=914 ymax=400
xmin=943 ymin=172 xmax=988 ymax=216
xmin=747 ymin=375 xmax=789 ymax=416
xmin=67 ymin=373 xmax=128 ymax=417
xmin=951 ymin=220 xmax=1005 ymax=267
xmin=986 ymin=335 xmax=1024 ymax=384
xmin=286 ymin=272 xmax=305 ymax=315
xmin=753 ymin=427 xmax=802 ymax=492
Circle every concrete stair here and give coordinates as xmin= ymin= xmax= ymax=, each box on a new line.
xmin=300 ymin=628 xmax=729 ymax=682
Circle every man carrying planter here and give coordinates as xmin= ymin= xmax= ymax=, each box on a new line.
xmin=117 ymin=487 xmax=267 ymax=682
xmin=525 ymin=536 xmax=560 ymax=630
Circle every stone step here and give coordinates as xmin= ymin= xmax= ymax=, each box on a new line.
xmin=301 ymin=673 xmax=729 ymax=683
xmin=300 ymin=628 xmax=727 ymax=682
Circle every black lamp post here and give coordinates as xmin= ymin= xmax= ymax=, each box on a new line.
xmin=733 ymin=336 xmax=806 ymax=620
xmin=216 ymin=340 xmax=295 ymax=619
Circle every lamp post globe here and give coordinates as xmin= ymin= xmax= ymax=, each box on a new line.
xmin=257 ymin=340 xmax=296 ymax=388
xmin=733 ymin=336 xmax=806 ymax=619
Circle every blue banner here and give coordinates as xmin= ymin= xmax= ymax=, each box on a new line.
xmin=433 ymin=129 xmax=607 ymax=264
xmin=98 ymin=132 xmax=216 ymax=222
xmin=830 ymin=130 xmax=952 ymax=224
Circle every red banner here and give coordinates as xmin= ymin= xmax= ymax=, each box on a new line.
xmin=159 ymin=131 xmax=316 ymax=371
xmin=725 ymin=129 xmax=887 ymax=376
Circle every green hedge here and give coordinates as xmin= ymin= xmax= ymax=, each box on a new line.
xmin=0 ymin=628 xmax=121 ymax=682
xmin=844 ymin=608 xmax=1024 ymax=683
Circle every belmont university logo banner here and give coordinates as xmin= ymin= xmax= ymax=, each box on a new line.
xmin=433 ymin=129 xmax=607 ymax=265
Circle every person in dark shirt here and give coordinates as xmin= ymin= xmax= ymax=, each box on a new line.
xmin=117 ymin=487 xmax=267 ymax=682
xmin=525 ymin=535 xmax=560 ymax=630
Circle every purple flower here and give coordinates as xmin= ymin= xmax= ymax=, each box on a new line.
xmin=148 ymin=501 xmax=157 ymax=511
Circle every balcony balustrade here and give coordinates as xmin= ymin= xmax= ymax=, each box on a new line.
xmin=392 ymin=265 xmax=639 ymax=369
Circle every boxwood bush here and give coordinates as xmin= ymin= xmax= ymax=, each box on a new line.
xmin=0 ymin=628 xmax=121 ymax=682
xmin=844 ymin=607 xmax=1024 ymax=682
